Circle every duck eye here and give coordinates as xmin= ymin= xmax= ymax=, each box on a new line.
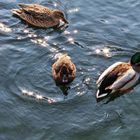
xmin=59 ymin=12 xmax=64 ymax=17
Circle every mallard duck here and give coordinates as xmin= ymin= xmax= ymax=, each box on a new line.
xmin=52 ymin=54 xmax=76 ymax=86
xmin=12 ymin=3 xmax=68 ymax=28
xmin=96 ymin=52 xmax=140 ymax=101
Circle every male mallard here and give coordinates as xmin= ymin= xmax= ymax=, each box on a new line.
xmin=52 ymin=54 xmax=76 ymax=86
xmin=12 ymin=3 xmax=68 ymax=28
xmin=96 ymin=52 xmax=140 ymax=101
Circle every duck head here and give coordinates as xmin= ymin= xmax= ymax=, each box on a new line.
xmin=60 ymin=64 xmax=70 ymax=84
xmin=53 ymin=10 xmax=68 ymax=24
xmin=130 ymin=52 xmax=140 ymax=72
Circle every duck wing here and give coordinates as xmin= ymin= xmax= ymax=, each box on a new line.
xmin=96 ymin=62 xmax=124 ymax=86
xmin=96 ymin=62 xmax=131 ymax=99
xmin=110 ymin=68 xmax=138 ymax=91
xmin=19 ymin=4 xmax=53 ymax=19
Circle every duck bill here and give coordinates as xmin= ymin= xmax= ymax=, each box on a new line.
xmin=62 ymin=74 xmax=68 ymax=83
xmin=62 ymin=18 xmax=68 ymax=24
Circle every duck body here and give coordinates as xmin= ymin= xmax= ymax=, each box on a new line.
xmin=96 ymin=62 xmax=140 ymax=100
xmin=12 ymin=4 xmax=68 ymax=28
xmin=52 ymin=54 xmax=76 ymax=86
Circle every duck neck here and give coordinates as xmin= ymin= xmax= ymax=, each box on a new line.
xmin=131 ymin=65 xmax=140 ymax=73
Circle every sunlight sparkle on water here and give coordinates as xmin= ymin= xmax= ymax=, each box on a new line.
xmin=35 ymin=94 xmax=43 ymax=100
xmin=22 ymin=89 xmax=34 ymax=96
xmin=53 ymin=42 xmax=57 ymax=45
xmin=54 ymin=53 xmax=63 ymax=60
xmin=22 ymin=89 xmax=28 ymax=94
xmin=103 ymin=48 xmax=110 ymax=53
xmin=36 ymin=39 xmax=44 ymax=44
xmin=64 ymin=30 xmax=71 ymax=35
xmin=73 ymin=30 xmax=78 ymax=34
xmin=28 ymin=33 xmax=37 ymax=38
xmin=68 ymin=8 xmax=80 ymax=13
xmin=103 ymin=47 xmax=111 ymax=57
xmin=17 ymin=36 xmax=24 ymax=40
xmin=23 ymin=29 xmax=29 ymax=33
xmin=85 ymin=77 xmax=90 ymax=83
xmin=44 ymin=36 xmax=50 ymax=40
xmin=49 ymin=47 xmax=58 ymax=52
xmin=48 ymin=98 xmax=56 ymax=104
xmin=41 ymin=42 xmax=49 ymax=47
xmin=27 ymin=91 xmax=34 ymax=96
xmin=95 ymin=49 xmax=101 ymax=54
xmin=68 ymin=37 xmax=75 ymax=44
xmin=53 ymin=2 xmax=58 ymax=7
xmin=0 ymin=23 xmax=12 ymax=33
xmin=21 ymin=88 xmax=56 ymax=103
xmin=95 ymin=47 xmax=111 ymax=57
xmin=31 ymin=38 xmax=49 ymax=47
xmin=77 ymin=91 xmax=85 ymax=96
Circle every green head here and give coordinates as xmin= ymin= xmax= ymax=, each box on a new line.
xmin=130 ymin=52 xmax=140 ymax=66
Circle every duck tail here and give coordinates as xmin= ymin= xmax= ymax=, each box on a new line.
xmin=96 ymin=90 xmax=108 ymax=100
xmin=96 ymin=89 xmax=111 ymax=102
xmin=11 ymin=9 xmax=22 ymax=16
xmin=18 ymin=3 xmax=29 ymax=8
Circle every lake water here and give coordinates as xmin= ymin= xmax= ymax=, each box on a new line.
xmin=0 ymin=0 xmax=140 ymax=139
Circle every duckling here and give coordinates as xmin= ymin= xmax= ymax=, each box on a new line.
xmin=96 ymin=52 xmax=140 ymax=101
xmin=12 ymin=3 xmax=68 ymax=28
xmin=52 ymin=54 xmax=76 ymax=86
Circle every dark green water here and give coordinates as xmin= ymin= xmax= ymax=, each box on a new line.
xmin=0 ymin=0 xmax=140 ymax=139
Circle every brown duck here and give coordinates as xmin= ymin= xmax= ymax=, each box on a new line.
xmin=52 ymin=54 xmax=76 ymax=86
xmin=12 ymin=3 xmax=68 ymax=28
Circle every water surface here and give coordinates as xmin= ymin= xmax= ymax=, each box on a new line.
xmin=0 ymin=0 xmax=140 ymax=139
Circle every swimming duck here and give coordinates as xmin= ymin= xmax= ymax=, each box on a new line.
xmin=52 ymin=54 xmax=76 ymax=86
xmin=96 ymin=52 xmax=140 ymax=101
xmin=12 ymin=3 xmax=68 ymax=28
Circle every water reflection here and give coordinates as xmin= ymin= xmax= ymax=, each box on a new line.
xmin=59 ymin=85 xmax=70 ymax=96
xmin=63 ymin=30 xmax=71 ymax=35
xmin=63 ymin=29 xmax=78 ymax=35
xmin=67 ymin=37 xmax=75 ymax=44
xmin=95 ymin=47 xmax=112 ymax=57
xmin=53 ymin=2 xmax=58 ymax=7
xmin=97 ymin=91 xmax=127 ymax=104
xmin=21 ymin=89 xmax=56 ymax=104
xmin=0 ymin=22 xmax=12 ymax=33
xmin=68 ymin=8 xmax=80 ymax=13
xmin=73 ymin=29 xmax=78 ymax=34
xmin=0 ymin=0 xmax=139 ymax=139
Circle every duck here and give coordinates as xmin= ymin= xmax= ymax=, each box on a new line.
xmin=96 ymin=52 xmax=140 ymax=101
xmin=52 ymin=54 xmax=76 ymax=86
xmin=12 ymin=3 xmax=68 ymax=28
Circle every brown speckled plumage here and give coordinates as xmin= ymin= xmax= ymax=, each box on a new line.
xmin=98 ymin=63 xmax=131 ymax=93
xmin=52 ymin=54 xmax=76 ymax=85
xmin=12 ymin=4 xmax=68 ymax=28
